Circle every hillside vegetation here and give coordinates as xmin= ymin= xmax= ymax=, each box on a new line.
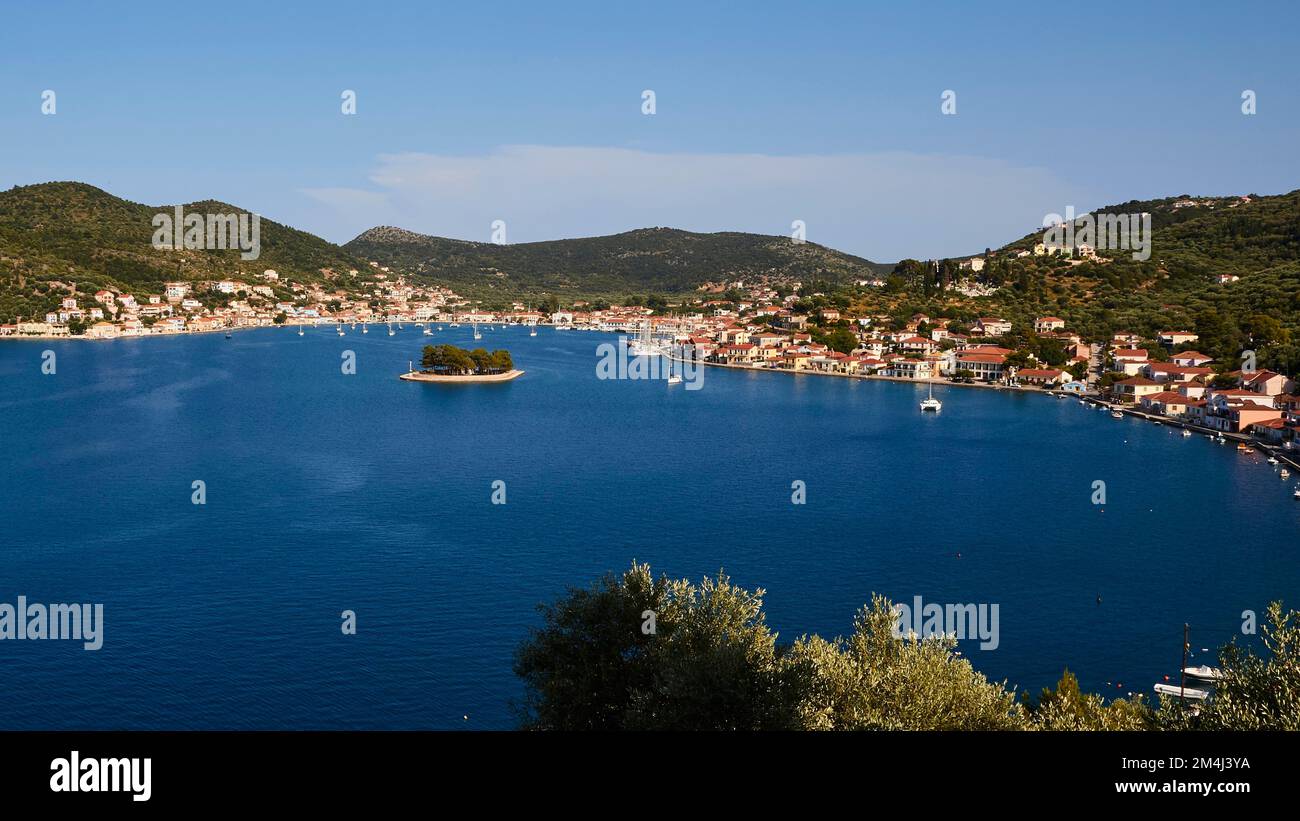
xmin=344 ymin=225 xmax=891 ymax=299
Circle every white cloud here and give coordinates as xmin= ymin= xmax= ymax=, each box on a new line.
xmin=302 ymin=145 xmax=1091 ymax=261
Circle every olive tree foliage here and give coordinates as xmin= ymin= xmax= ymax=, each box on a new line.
xmin=1026 ymin=669 xmax=1153 ymax=731
xmin=514 ymin=562 xmax=798 ymax=730
xmin=1159 ymin=601 xmax=1300 ymax=730
xmin=515 ymin=566 xmax=1026 ymax=730
xmin=513 ymin=562 xmax=668 ymax=730
xmin=785 ymin=595 xmax=1025 ymax=730
xmin=517 ymin=569 xmax=1300 ymax=732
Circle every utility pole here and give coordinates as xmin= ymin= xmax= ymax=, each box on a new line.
xmin=1180 ymin=623 xmax=1190 ymax=703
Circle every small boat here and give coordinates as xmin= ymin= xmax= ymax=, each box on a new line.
xmin=1293 ymin=487 xmax=1300 ymax=500
xmin=1281 ymin=469 xmax=1291 ymax=479
xmin=473 ymin=323 xmax=482 ymax=341
xmin=297 ymin=327 xmax=304 ymax=337
xmin=362 ymin=325 xmax=368 ymax=334
xmin=1111 ymin=411 xmax=1123 ymax=419
xmin=224 ymin=331 xmax=232 ymax=339
xmin=1267 ymin=457 xmax=1279 ymax=465
xmin=449 ymin=322 xmax=460 ymax=328
xmin=529 ymin=324 xmax=537 ymax=337
xmin=1183 ymin=665 xmax=1223 ymax=681
xmin=337 ymin=328 xmax=345 ymax=336
xmin=1153 ymin=683 xmax=1209 ymax=701
xmin=423 ymin=327 xmax=432 ymax=336
xmin=919 ymin=381 xmax=941 ymax=412
xmin=1182 ymin=429 xmax=1192 ymax=437
xmin=667 ymin=374 xmax=683 ymax=385
xmin=1237 ymin=443 xmax=1252 ymax=452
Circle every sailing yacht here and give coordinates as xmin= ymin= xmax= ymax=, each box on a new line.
xmin=628 ymin=320 xmax=660 ymax=356
xmin=529 ymin=321 xmax=537 ymax=337
xmin=362 ymin=324 xmax=368 ymax=334
xmin=423 ymin=325 xmax=433 ymax=336
xmin=919 ymin=381 xmax=941 ymax=412
xmin=473 ymin=323 xmax=482 ymax=341
xmin=298 ymin=326 xmax=304 ymax=337
xmin=387 ymin=322 xmax=395 ymax=337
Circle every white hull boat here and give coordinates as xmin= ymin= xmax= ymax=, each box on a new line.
xmin=1183 ymin=665 xmax=1222 ymax=681
xmin=1153 ymin=683 xmax=1209 ymax=700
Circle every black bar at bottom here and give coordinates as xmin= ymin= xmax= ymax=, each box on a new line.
xmin=1 ymin=730 xmax=1281 ymax=807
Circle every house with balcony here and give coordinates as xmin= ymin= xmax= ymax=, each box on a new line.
xmin=952 ymin=351 xmax=1007 ymax=382
xmin=1111 ymin=376 xmax=1164 ymax=404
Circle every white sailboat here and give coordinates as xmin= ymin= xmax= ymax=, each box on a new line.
xmin=629 ymin=320 xmax=660 ymax=356
xmin=919 ymin=381 xmax=941 ymax=412
xmin=387 ymin=322 xmax=395 ymax=337
xmin=473 ymin=322 xmax=482 ymax=341
xmin=362 ymin=324 xmax=368 ymax=334
xmin=297 ymin=326 xmax=304 ymax=337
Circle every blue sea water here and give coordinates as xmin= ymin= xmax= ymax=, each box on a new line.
xmin=1 ymin=325 xmax=1297 ymax=729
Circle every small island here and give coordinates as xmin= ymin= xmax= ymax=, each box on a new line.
xmin=400 ymin=344 xmax=524 ymax=383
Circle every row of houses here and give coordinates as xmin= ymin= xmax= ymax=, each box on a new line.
xmin=1105 ymin=331 xmax=1298 ymax=442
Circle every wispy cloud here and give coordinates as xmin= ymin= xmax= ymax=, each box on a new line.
xmin=302 ymin=145 xmax=1091 ymax=261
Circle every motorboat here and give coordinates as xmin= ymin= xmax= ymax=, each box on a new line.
xmin=1183 ymin=665 xmax=1222 ymax=681
xmin=1111 ymin=411 xmax=1123 ymax=419
xmin=1153 ymin=683 xmax=1209 ymax=700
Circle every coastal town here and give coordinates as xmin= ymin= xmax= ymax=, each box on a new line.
xmin=5 ymin=266 xmax=1298 ymax=460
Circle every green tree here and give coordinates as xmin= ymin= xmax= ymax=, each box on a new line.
xmin=1027 ymin=669 xmax=1153 ymax=730
xmin=785 ymin=596 xmax=1025 ymax=730
xmin=514 ymin=563 xmax=798 ymax=730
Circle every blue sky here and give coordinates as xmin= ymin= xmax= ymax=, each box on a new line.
xmin=2 ymin=0 xmax=1297 ymax=261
